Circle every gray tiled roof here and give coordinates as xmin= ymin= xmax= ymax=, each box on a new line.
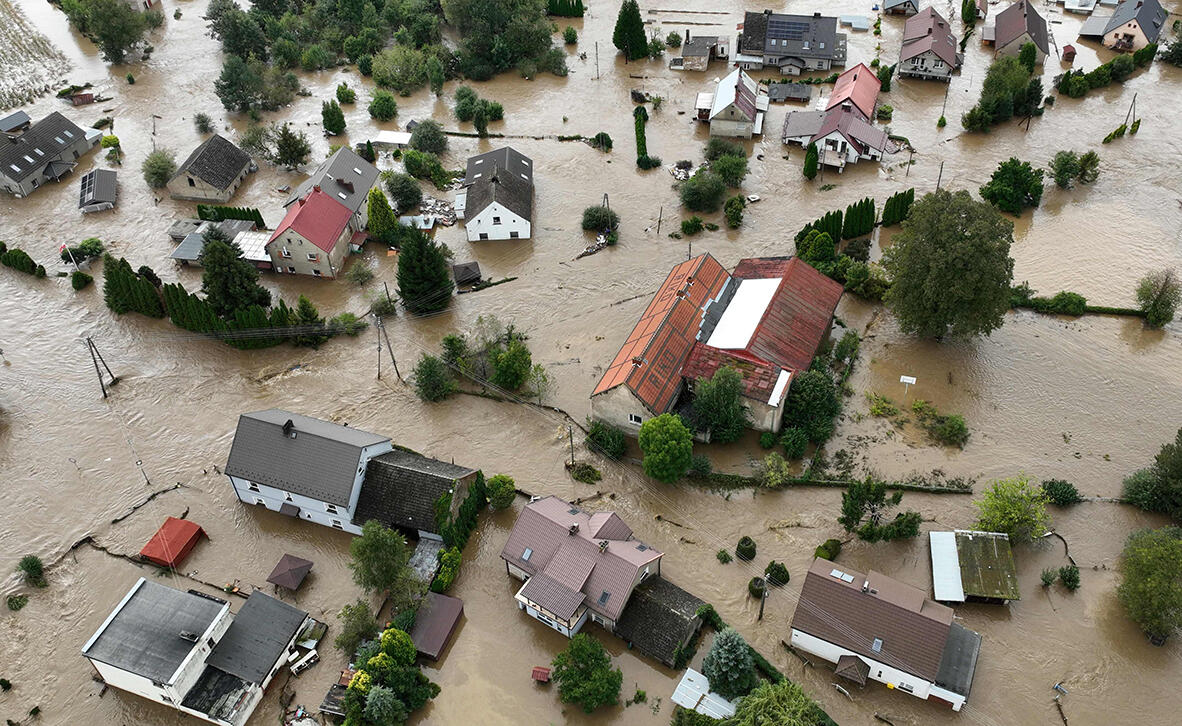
xmin=613 ymin=576 xmax=705 ymax=667
xmin=935 ymin=622 xmax=982 ymax=697
xmin=83 ymin=579 xmax=225 ymax=683
xmin=353 ymin=449 xmax=475 ymax=533
xmin=79 ymin=168 xmax=116 ymax=206
xmin=464 ymin=146 xmax=532 ymax=185
xmin=463 ymin=146 xmax=534 ymax=221
xmin=1103 ymin=0 xmax=1167 ymax=41
xmin=0 ymin=110 xmax=30 ymax=133
xmin=520 ymin=571 xmax=585 ymax=620
xmin=740 ymin=10 xmax=841 ymax=60
xmin=172 ymin=134 xmax=251 ymax=191
xmin=285 ymin=146 xmax=378 ymax=214
xmin=224 ymin=409 xmax=389 ymax=507
xmin=0 ymin=111 xmax=85 ymax=182
xmin=768 ymin=83 xmax=812 ymax=102
xmin=205 ymin=591 xmax=307 ymax=684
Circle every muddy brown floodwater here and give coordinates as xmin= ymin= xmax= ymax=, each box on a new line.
xmin=1 ymin=0 xmax=1181 ymax=724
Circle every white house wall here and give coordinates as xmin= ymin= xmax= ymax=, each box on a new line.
xmin=466 ymin=201 xmax=530 ymax=241
xmin=590 ymin=386 xmax=657 ymax=435
xmin=900 ymin=50 xmax=953 ymax=80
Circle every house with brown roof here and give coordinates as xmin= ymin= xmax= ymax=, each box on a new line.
xmin=693 ymin=68 xmax=769 ymax=138
xmin=899 ymin=8 xmax=962 ymax=81
xmin=825 ymin=63 xmax=880 ymax=120
xmin=590 ymin=253 xmax=843 ymax=436
xmin=984 ymin=0 xmax=1049 ymax=64
xmin=790 ymin=559 xmax=982 ymax=712
xmin=782 ymin=108 xmax=898 ymax=171
xmin=500 ymin=496 xmax=663 ymax=636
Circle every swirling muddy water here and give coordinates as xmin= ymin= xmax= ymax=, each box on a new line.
xmin=1 ymin=0 xmax=1180 ymax=724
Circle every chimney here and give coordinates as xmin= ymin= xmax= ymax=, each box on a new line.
xmin=861 ymin=579 xmax=870 ymax=593
xmin=814 ymin=11 xmax=821 ymax=18
xmin=568 ymin=523 xmax=579 ymax=535
xmin=282 ymin=419 xmax=294 ymax=437
xmin=686 ymin=28 xmax=691 ymax=43
xmin=598 ymin=540 xmax=609 ymax=552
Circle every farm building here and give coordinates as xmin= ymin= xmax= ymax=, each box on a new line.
xmin=166 ymin=134 xmax=255 ymax=203
xmin=929 ymin=530 xmax=1020 ymax=604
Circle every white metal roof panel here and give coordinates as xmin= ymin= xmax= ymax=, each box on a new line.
xmin=671 ymin=668 xmax=737 ymax=719
xmin=930 ymin=531 xmax=966 ymax=602
xmin=705 ymin=277 xmax=781 ymax=349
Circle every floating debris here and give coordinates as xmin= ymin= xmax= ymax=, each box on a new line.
xmin=420 ymin=196 xmax=456 ymax=226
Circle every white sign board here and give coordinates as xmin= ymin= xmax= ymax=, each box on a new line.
xmin=899 ymin=375 xmax=917 ymax=385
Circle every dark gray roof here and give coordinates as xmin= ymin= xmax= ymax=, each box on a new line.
xmin=768 ymin=82 xmax=812 ymax=102
xmin=1103 ymin=0 xmax=1167 ymax=41
xmin=79 ymin=168 xmax=116 ymax=206
xmin=205 ymin=591 xmax=307 ymax=684
xmin=225 ymin=409 xmax=390 ymax=507
xmin=682 ymin=36 xmax=718 ymax=57
xmin=285 ymin=146 xmax=378 ymax=214
xmin=740 ymin=10 xmax=841 ymax=60
xmin=464 ymin=146 xmax=532 ymax=185
xmin=0 ymin=110 xmax=31 ymax=133
xmin=464 ymin=156 xmax=534 ymax=221
xmin=83 ymin=579 xmax=226 ymax=683
xmin=613 ymin=576 xmax=705 ymax=667
xmin=173 ymin=134 xmax=251 ymax=191
xmin=169 ymin=217 xmax=204 ymax=241
xmin=180 ymin=665 xmax=250 ymax=719
xmin=453 ymin=261 xmax=481 ymax=285
xmin=0 ymin=111 xmax=86 ymax=182
xmin=354 ymin=449 xmax=476 ymax=533
xmin=935 ymin=622 xmax=982 ymax=697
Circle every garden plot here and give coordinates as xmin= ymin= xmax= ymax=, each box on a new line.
xmin=0 ymin=0 xmax=70 ymax=110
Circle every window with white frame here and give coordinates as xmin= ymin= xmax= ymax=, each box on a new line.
xmin=306 ymin=252 xmax=318 ymax=262
xmin=284 ymin=492 xmax=294 ymax=502
xmin=628 ymin=414 xmax=642 ymax=425
xmin=313 ymin=269 xmax=322 ymax=276
xmin=332 ymin=520 xmax=343 ymax=529
xmin=326 ymin=503 xmax=339 ymax=514
xmin=281 ymin=247 xmax=292 ymax=258
xmin=248 ymin=481 xmax=260 ymax=492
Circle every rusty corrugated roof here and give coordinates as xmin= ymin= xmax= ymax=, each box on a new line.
xmin=739 ymin=257 xmax=845 ymax=376
xmin=682 ymin=343 xmax=782 ymax=400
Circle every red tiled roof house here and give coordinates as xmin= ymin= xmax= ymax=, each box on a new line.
xmin=825 ymin=63 xmax=880 ymax=121
xmin=500 ymin=496 xmax=662 ymax=636
xmin=591 ymin=253 xmax=843 ymax=436
xmin=266 ymin=186 xmax=355 ymax=278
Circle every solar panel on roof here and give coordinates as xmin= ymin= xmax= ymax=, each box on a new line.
xmin=768 ymin=19 xmax=811 ymax=40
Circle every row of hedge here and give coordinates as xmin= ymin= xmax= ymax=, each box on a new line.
xmin=433 ymin=471 xmax=488 ymax=551
xmin=1010 ymin=284 xmax=1144 ymax=318
xmin=0 ymin=243 xmax=46 ymax=278
xmin=633 ymin=105 xmax=660 ymax=169
xmin=196 ymin=204 xmax=266 ymax=229
xmin=880 ymin=188 xmax=915 ymax=226
xmin=691 ymin=470 xmax=974 ymax=494
xmin=841 ymin=197 xmax=875 ymax=239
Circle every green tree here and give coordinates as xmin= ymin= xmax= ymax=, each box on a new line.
xmin=962 ymin=0 xmax=978 ymax=25
xmin=691 ymin=366 xmax=749 ymax=444
xmin=782 ymin=370 xmax=840 ymax=444
xmin=975 ymin=475 xmax=1051 ymax=543
xmin=273 ymin=123 xmax=311 ymax=169
xmin=368 ymin=89 xmax=399 ymax=121
xmin=551 ymin=634 xmax=623 ymax=713
xmin=883 ymin=189 xmax=1015 ymax=339
xmin=199 ymin=236 xmax=270 ymax=319
xmin=839 ymin=477 xmax=922 ymax=542
xmin=1118 ymin=527 xmax=1182 ymax=644
xmin=210 ymin=8 xmax=267 ymax=60
xmin=373 ymin=45 xmax=430 ymax=93
xmin=679 ymin=170 xmax=726 ymax=212
xmin=348 ymin=520 xmax=419 ymax=607
xmin=666 ymin=30 xmax=682 ymax=48
xmin=194 ymin=113 xmax=214 ymax=135
xmin=442 ymin=0 xmax=556 ymax=79
xmin=1124 ymin=428 xmax=1182 ymax=520
xmin=1018 ymin=42 xmax=1037 ymax=74
xmin=701 ymin=627 xmax=757 ymax=700
xmin=367 ymin=187 xmax=398 ymax=242
xmin=365 ymin=685 xmax=409 ymax=724
xmin=410 ymin=119 xmax=448 ymax=154
xmin=472 ymin=104 xmax=489 ymax=137
xmin=612 ymin=0 xmax=648 ymax=61
xmin=803 ymin=142 xmax=819 ymax=180
xmin=63 ymin=0 xmax=148 ymax=63
xmin=711 ymin=154 xmax=748 ymax=188
xmin=491 ymin=339 xmax=532 ymax=390
xmin=334 ymin=599 xmax=379 ymax=655
xmin=322 ymin=99 xmax=347 ymax=135
xmin=292 ymin=294 xmax=328 ymax=348
xmin=563 ymin=26 xmax=578 ymax=44
xmin=413 ymin=354 xmax=457 ymax=401
xmin=581 ymin=206 xmax=620 ymax=232
xmin=1164 ymin=37 xmax=1182 ymax=67
xmin=336 ymin=82 xmax=356 ymax=104
xmin=487 ymin=474 xmax=516 ymax=509
xmin=427 ymin=55 xmax=445 ymax=95
xmin=780 ymin=427 xmax=808 ymax=459
xmin=962 ymin=56 xmax=1031 ymax=131
xmin=729 ymin=678 xmax=828 ymax=725
xmin=638 ymin=413 xmax=693 ymax=483
xmin=1049 ymin=150 xmax=1081 ymax=189
xmin=725 ymin=195 xmax=745 ymax=228
xmin=384 ymin=171 xmax=422 ymax=213
xmin=980 ymin=157 xmax=1044 ymax=214
xmin=397 ymin=228 xmax=454 ymax=313
xmin=17 ymin=555 xmax=46 ymax=587
xmin=876 ymin=62 xmax=895 ymax=92
xmin=587 ymin=420 xmax=627 ymax=459
xmin=141 ymin=149 xmax=176 ymax=189
xmin=1077 ymin=150 xmax=1100 ymax=184
xmin=215 ymin=54 xmax=263 ymax=112
xmin=380 ymin=627 xmax=418 ymax=665
xmin=1136 ymin=269 xmax=1181 ymax=328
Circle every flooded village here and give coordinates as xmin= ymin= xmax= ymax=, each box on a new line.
xmin=1 ymin=0 xmax=1181 ymax=725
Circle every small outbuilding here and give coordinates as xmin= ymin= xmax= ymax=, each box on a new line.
xmin=1062 ymin=44 xmax=1077 ymax=64
xmin=452 ymin=261 xmax=482 ymax=286
xmin=612 ymin=576 xmax=705 ymax=667
xmin=930 ymin=530 xmax=1020 ymax=604
xmin=0 ymin=110 xmax=31 ymax=133
xmin=672 ymin=668 xmax=737 ymax=719
xmin=767 ymin=82 xmax=812 ymax=103
xmin=372 ymin=130 xmax=412 ymax=150
xmin=139 ymin=517 xmax=205 ymax=568
xmin=409 ymin=591 xmax=464 ymax=661
xmin=79 ymin=168 xmax=117 ymax=213
xmin=267 ymin=553 xmax=314 ymax=591
xmin=884 ymin=0 xmax=920 ymax=15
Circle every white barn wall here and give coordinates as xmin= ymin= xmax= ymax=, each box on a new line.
xmin=466 ymin=201 xmax=530 ymax=241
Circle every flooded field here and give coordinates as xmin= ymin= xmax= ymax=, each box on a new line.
xmin=0 ymin=0 xmax=70 ymax=109
xmin=1 ymin=0 xmax=1180 ymax=725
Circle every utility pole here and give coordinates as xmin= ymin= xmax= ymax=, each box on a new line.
xmin=383 ymin=281 xmax=393 ymax=303
xmin=656 ymin=205 xmax=662 ymax=235
xmin=758 ymin=584 xmax=767 ymax=621
xmin=86 ymin=337 xmax=117 ymax=398
xmin=906 ymin=147 xmax=914 ymax=176
xmin=379 ymin=318 xmax=400 ymax=381
xmin=568 ymin=426 xmax=575 ymax=465
xmin=936 ymin=160 xmax=945 ymax=190
xmin=595 ymin=42 xmax=600 ymax=80
xmin=375 ymin=320 xmax=382 ymax=380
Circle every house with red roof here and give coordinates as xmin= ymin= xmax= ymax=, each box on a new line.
xmin=899 ymin=8 xmax=962 ymax=82
xmin=826 ymin=63 xmax=880 ymax=121
xmin=591 ymin=253 xmax=844 ymax=436
xmin=266 ymin=186 xmax=356 ymax=278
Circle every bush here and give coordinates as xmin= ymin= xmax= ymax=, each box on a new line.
xmin=358 ymin=53 xmax=373 ymax=76
xmin=666 ymin=31 xmax=682 ymax=48
xmin=1119 ymin=527 xmax=1182 ymax=644
xmin=384 ymin=171 xmax=422 ymax=213
xmin=716 ymin=549 xmax=732 ymax=564
xmin=976 ymin=474 xmax=1051 ymax=542
xmin=638 ymin=413 xmax=693 ymax=482
xmin=587 ymin=420 xmax=627 ymax=460
xmin=1059 ymin=564 xmax=1081 ymax=591
xmin=487 ymin=474 xmax=516 ymax=509
xmin=551 ymin=634 xmax=622 ymax=713
xmin=782 ymin=370 xmax=840 ymax=445
xmin=1050 ymin=291 xmax=1087 ymax=316
xmin=680 ymin=216 xmax=704 ymax=236
xmin=7 ymin=595 xmax=28 ymax=611
xmin=764 ymin=561 xmax=790 ymax=586
xmin=1042 ymin=479 xmax=1083 ymax=506
xmin=368 ymin=90 xmax=398 ymax=120
xmin=759 ymin=432 xmax=777 ymax=449
xmin=430 ymin=547 xmax=462 ymax=593
xmin=702 ymin=627 xmax=758 ymax=701
xmin=705 ymin=138 xmax=744 ymax=161
xmin=688 ymin=453 xmax=712 ymax=477
xmin=581 ymin=206 xmax=620 ymax=232
xmin=563 ymin=26 xmax=577 ymax=44
xmin=711 ymin=154 xmax=747 ymax=187
xmin=392 ymin=608 xmax=416 ymax=633
xmin=1041 ymin=568 xmax=1057 ymax=587
xmin=71 ymin=271 xmax=93 ymax=290
xmin=748 ymin=576 xmax=766 ymax=599
xmin=724 ymin=195 xmax=745 ymax=229
xmin=410 ymin=120 xmax=448 ymax=155
xmin=590 ymin=132 xmax=613 ymax=151
xmin=413 ymin=354 xmax=456 ymax=402
xmin=18 ymin=555 xmax=45 ymax=587
xmin=679 ymin=170 xmax=726 ymax=212
xmin=761 ymin=452 xmax=793 ymax=489
xmin=1 ymin=247 xmax=38 ymax=275
xmin=815 ymin=539 xmax=842 ymax=561
xmin=194 ymin=112 xmax=214 ymax=134
xmin=141 ymin=148 xmax=176 ymax=189
xmin=735 ymin=536 xmax=756 ymax=561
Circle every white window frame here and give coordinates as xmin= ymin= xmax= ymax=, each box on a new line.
xmin=628 ymin=413 xmax=643 ymax=425
xmin=248 ymin=482 xmax=260 ymax=492
xmin=281 ymin=247 xmax=292 ymax=258
xmin=284 ymin=492 xmax=294 ymax=502
xmin=313 ymin=269 xmax=322 ymax=277
xmin=306 ymin=252 xmax=319 ymax=262
xmin=254 ymin=497 xmax=266 ymax=506
xmin=331 ymin=520 xmax=343 ymax=529
xmin=326 ymin=503 xmax=339 ymax=515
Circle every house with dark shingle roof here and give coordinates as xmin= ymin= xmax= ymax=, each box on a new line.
xmin=355 ymin=449 xmax=478 ymax=539
xmin=83 ymin=578 xmax=309 ymax=726
xmin=591 ymin=253 xmax=844 ymax=436
xmin=899 ymin=7 xmax=962 ymax=81
xmin=735 ymin=10 xmax=848 ymax=75
xmin=1079 ymin=0 xmax=1167 ymax=51
xmin=283 ymin=146 xmax=379 ymax=233
xmin=0 ymin=111 xmax=99 ymax=197
xmin=984 ymin=0 xmax=1049 ymax=63
xmin=790 ymin=559 xmax=982 ymax=712
xmin=456 ymin=146 xmax=534 ymax=241
xmin=613 ymin=576 xmax=706 ymax=667
xmin=500 ymin=496 xmax=662 ymax=636
xmin=166 ymin=134 xmax=255 ymax=203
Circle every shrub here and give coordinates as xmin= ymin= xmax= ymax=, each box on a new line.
xmin=1041 ymin=568 xmax=1057 ymax=587
xmin=1118 ymin=527 xmax=1182 ymax=644
xmin=680 ymin=216 xmax=704 ymax=236
xmin=666 ymin=31 xmax=682 ymax=48
xmin=336 ymin=83 xmax=356 ymax=104
xmin=735 ymin=536 xmax=756 ymax=561
xmin=194 ymin=112 xmax=214 ymax=134
xmin=587 ymin=420 xmax=627 ymax=460
xmin=815 ymin=539 xmax=842 ymax=561
xmin=782 ymin=370 xmax=840 ymax=444
xmin=716 ymin=549 xmax=732 ymax=564
xmin=702 ymin=628 xmax=758 ymax=700
xmin=980 ymin=157 xmax=1044 ymax=214
xmin=938 ymin=115 xmax=946 ymax=128
xmin=563 ymin=26 xmax=578 ymax=44
xmin=358 ymin=54 xmax=373 ymax=76
xmin=688 ymin=453 xmax=712 ymax=477
xmin=413 ymin=354 xmax=456 ymax=401
xmin=581 ymin=206 xmax=620 ymax=232
xmin=487 ymin=474 xmax=516 ymax=509
xmin=748 ymin=576 xmax=766 ymax=599
xmin=724 ymin=195 xmax=745 ymax=228
xmin=2 ymin=247 xmax=37 ymax=275
xmin=370 ymin=296 xmax=399 ymax=318
xmin=705 ymin=138 xmax=744 ymax=161
xmin=1050 ymin=291 xmax=1087 ymax=316
xmin=384 ymin=171 xmax=422 ymax=213
xmin=711 ymin=154 xmax=747 ymax=187
xmin=569 ymin=462 xmax=602 ymax=484
xmin=551 ymin=634 xmax=622 ymax=713
xmin=590 ymin=132 xmax=613 ymax=151
xmin=1059 ymin=565 xmax=1081 ymax=591
xmin=141 ymin=148 xmax=176 ymax=189
xmin=876 ymin=104 xmax=894 ymax=121
xmin=368 ymin=90 xmax=398 ymax=120
xmin=18 ymin=556 xmax=45 ymax=587
xmin=430 ymin=547 xmax=462 ymax=593
xmin=638 ymin=414 xmax=693 ymax=482
xmin=764 ymin=561 xmax=790 ymax=587
xmin=7 ymin=595 xmax=28 ymax=611
xmin=975 ymin=474 xmax=1051 ymax=542
xmin=71 ymin=271 xmax=93 ymax=290
xmin=392 ymin=608 xmax=416 ymax=633
xmin=759 ymin=432 xmax=777 ymax=449
xmin=761 ymin=452 xmax=793 ymax=489
xmin=1042 ymin=479 xmax=1083 ymax=506
xmin=1136 ymin=269 xmax=1181 ymax=328
xmin=410 ymin=120 xmax=448 ymax=155
xmin=679 ymin=170 xmax=726 ymax=212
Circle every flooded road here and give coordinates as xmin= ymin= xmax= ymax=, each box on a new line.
xmin=1 ymin=0 xmax=1180 ymax=724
